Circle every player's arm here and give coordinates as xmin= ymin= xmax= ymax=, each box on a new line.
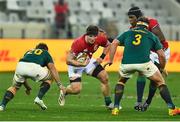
xmin=97 ymin=41 xmax=111 ymax=64
xmin=156 ymin=49 xmax=166 ymax=70
xmin=66 ymin=50 xmax=89 ymax=67
xmin=47 ymin=63 xmax=63 ymax=89
xmin=109 ymin=39 xmax=119 ymax=63
xmin=102 ymin=42 xmax=111 ymax=55
xmin=104 ymin=39 xmax=119 ymax=68
xmin=151 ymin=26 xmax=166 ymax=42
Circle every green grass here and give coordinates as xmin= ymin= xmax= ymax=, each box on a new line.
xmin=0 ymin=72 xmax=180 ymax=121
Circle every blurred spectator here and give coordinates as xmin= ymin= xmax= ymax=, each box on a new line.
xmin=98 ymin=18 xmax=118 ymax=39
xmin=176 ymin=0 xmax=180 ymax=3
xmin=54 ymin=0 xmax=72 ymax=38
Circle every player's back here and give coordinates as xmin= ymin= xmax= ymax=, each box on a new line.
xmin=119 ymin=27 xmax=162 ymax=64
xmin=19 ymin=49 xmax=53 ymax=67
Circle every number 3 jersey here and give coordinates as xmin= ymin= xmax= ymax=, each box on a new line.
xmin=116 ymin=27 xmax=162 ymax=64
xmin=19 ymin=49 xmax=53 ymax=67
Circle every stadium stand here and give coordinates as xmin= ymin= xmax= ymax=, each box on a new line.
xmin=0 ymin=0 xmax=179 ymax=40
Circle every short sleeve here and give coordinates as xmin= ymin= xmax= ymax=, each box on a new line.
xmin=71 ymin=41 xmax=80 ymax=54
xmin=149 ymin=18 xmax=159 ymax=31
xmin=116 ymin=32 xmax=126 ymax=45
xmin=44 ymin=51 xmax=54 ymax=64
xmin=153 ymin=36 xmax=162 ymax=51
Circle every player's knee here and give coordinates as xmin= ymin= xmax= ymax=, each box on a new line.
xmin=72 ymin=86 xmax=81 ymax=94
xmin=158 ymin=84 xmax=167 ymax=92
xmin=13 ymin=82 xmax=22 ymax=89
xmin=156 ymin=81 xmax=165 ymax=87
xmin=118 ymin=78 xmax=128 ymax=84
xmin=70 ymin=83 xmax=82 ymax=94
xmin=40 ymin=81 xmax=50 ymax=89
xmin=99 ymin=72 xmax=109 ymax=84
xmin=44 ymin=80 xmax=52 ymax=85
xmin=101 ymin=76 xmax=108 ymax=84
xmin=115 ymin=83 xmax=124 ymax=94
xmin=153 ymin=77 xmax=165 ymax=87
xmin=7 ymin=86 xmax=18 ymax=95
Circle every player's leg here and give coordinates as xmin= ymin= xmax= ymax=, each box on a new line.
xmin=33 ymin=67 xmax=52 ymax=110
xmin=65 ymin=65 xmax=83 ymax=95
xmin=135 ymin=74 xmax=146 ymax=111
xmin=142 ymin=48 xmax=170 ymax=111
xmin=37 ymin=80 xmax=52 ymax=99
xmin=141 ymin=79 xmax=157 ymax=111
xmin=66 ymin=78 xmax=82 ymax=94
xmin=112 ymin=63 xmax=133 ymax=115
xmin=91 ymin=64 xmax=112 ymax=108
xmin=112 ymin=77 xmax=129 ymax=115
xmin=58 ymin=78 xmax=82 ymax=106
xmin=0 ymin=74 xmax=24 ymax=111
xmin=144 ymin=62 xmax=179 ymax=115
xmin=34 ymin=80 xmax=52 ymax=110
xmin=148 ymin=71 xmax=180 ymax=115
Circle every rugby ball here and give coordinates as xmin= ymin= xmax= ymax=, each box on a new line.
xmin=76 ymin=52 xmax=88 ymax=63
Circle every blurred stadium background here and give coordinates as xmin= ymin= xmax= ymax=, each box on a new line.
xmin=0 ymin=0 xmax=180 ymax=39
xmin=0 ymin=0 xmax=180 ymax=121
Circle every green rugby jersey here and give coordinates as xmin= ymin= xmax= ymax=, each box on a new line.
xmin=116 ymin=27 xmax=162 ymax=64
xmin=19 ymin=49 xmax=53 ymax=67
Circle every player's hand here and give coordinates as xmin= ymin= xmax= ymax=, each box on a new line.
xmin=96 ymin=58 xmax=103 ymax=64
xmin=59 ymin=85 xmax=66 ymax=93
xmin=25 ymin=87 xmax=32 ymax=95
xmin=103 ymin=61 xmax=112 ymax=68
xmin=81 ymin=58 xmax=90 ymax=67
xmin=162 ymin=69 xmax=168 ymax=77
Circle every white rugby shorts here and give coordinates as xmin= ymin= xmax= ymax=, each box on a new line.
xmin=119 ymin=61 xmax=158 ymax=78
xmin=150 ymin=47 xmax=170 ymax=63
xmin=13 ymin=62 xmax=51 ymax=83
xmin=68 ymin=58 xmax=98 ymax=79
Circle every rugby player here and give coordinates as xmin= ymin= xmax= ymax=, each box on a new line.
xmin=106 ymin=18 xmax=180 ymax=116
xmin=0 ymin=43 xmax=65 ymax=111
xmin=59 ymin=25 xmax=114 ymax=109
xmin=127 ymin=6 xmax=170 ymax=111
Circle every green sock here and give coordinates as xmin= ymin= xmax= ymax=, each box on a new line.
xmin=136 ymin=76 xmax=146 ymax=102
xmin=146 ymin=81 xmax=157 ymax=104
xmin=1 ymin=91 xmax=14 ymax=106
xmin=159 ymin=85 xmax=175 ymax=109
xmin=37 ymin=82 xmax=50 ymax=99
xmin=104 ymin=96 xmax=112 ymax=106
xmin=114 ymin=84 xmax=124 ymax=108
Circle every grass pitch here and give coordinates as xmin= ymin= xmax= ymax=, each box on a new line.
xmin=0 ymin=72 xmax=180 ymax=121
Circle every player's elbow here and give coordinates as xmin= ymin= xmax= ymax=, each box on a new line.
xmin=158 ymin=50 xmax=165 ymax=60
xmin=66 ymin=57 xmax=72 ymax=65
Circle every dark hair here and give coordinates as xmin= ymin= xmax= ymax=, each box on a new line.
xmin=136 ymin=17 xmax=149 ymax=28
xmin=128 ymin=6 xmax=143 ymax=19
xmin=35 ymin=43 xmax=48 ymax=51
xmin=86 ymin=25 xmax=99 ymax=36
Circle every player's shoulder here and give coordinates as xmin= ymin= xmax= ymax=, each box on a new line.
xmin=73 ymin=35 xmax=85 ymax=43
xmin=39 ymin=49 xmax=50 ymax=56
xmin=146 ymin=17 xmax=159 ymax=25
xmin=125 ymin=28 xmax=133 ymax=34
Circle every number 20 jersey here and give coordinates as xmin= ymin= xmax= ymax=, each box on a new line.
xmin=19 ymin=49 xmax=53 ymax=67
